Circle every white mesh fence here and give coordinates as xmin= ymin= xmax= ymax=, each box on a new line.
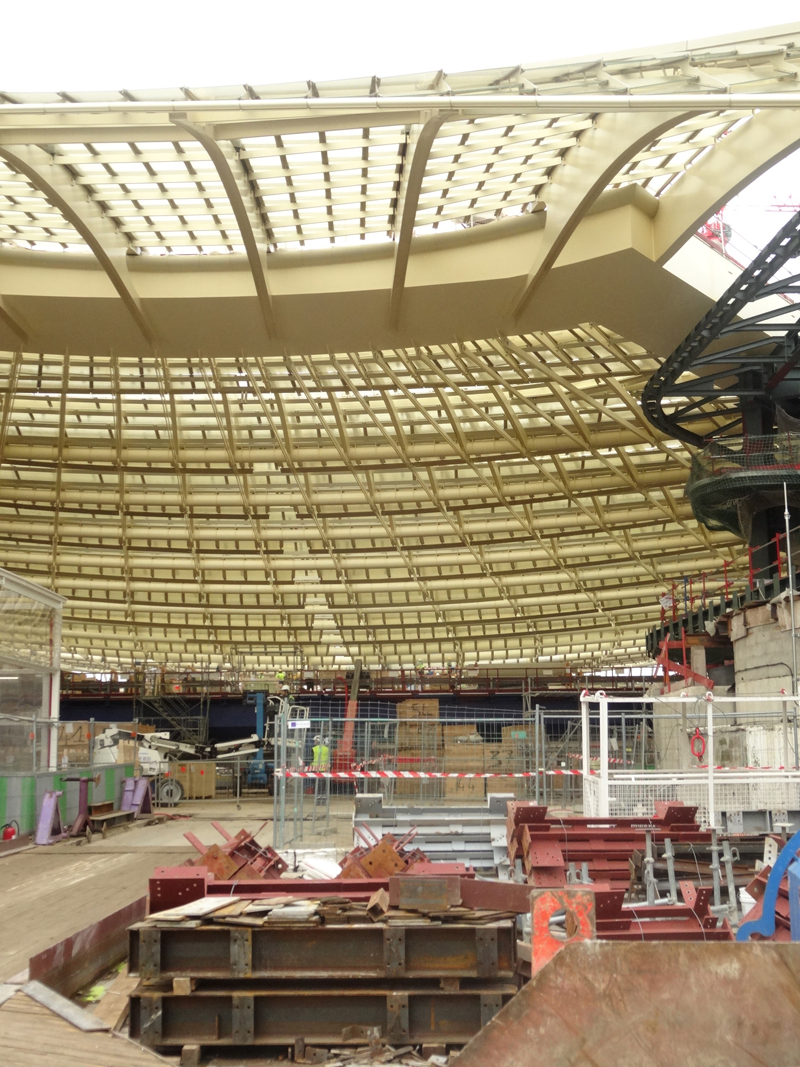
xmin=581 ymin=691 xmax=800 ymax=827
xmin=583 ymin=770 xmax=800 ymax=828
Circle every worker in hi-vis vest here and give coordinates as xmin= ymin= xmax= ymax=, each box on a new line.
xmin=311 ymin=735 xmax=330 ymax=770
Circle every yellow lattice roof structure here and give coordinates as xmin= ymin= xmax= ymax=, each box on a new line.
xmin=2 ymin=24 xmax=800 ymax=670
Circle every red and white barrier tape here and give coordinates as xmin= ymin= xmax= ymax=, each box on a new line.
xmin=566 ymin=753 xmax=628 ymax=764
xmin=277 ymin=769 xmax=588 ymax=779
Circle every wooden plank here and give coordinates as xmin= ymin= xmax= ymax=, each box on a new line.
xmin=22 ymin=980 xmax=109 ymax=1030
xmin=0 ymin=994 xmax=169 ymax=1065
xmin=90 ymin=966 xmax=139 ymax=1030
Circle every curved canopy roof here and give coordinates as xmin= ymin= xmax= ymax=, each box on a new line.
xmin=1 ymin=23 xmax=800 ymax=671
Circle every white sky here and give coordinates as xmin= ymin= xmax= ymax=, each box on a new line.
xmin=1 ymin=2 xmax=793 ymax=92
xmin=724 ymin=153 xmax=800 ymax=256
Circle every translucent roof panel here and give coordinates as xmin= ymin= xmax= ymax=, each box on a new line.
xmin=1 ymin=24 xmax=798 ymax=257
xmin=0 ymin=330 xmax=744 ymax=669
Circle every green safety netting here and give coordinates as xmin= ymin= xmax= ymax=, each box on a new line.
xmin=686 ymin=434 xmax=800 ymax=540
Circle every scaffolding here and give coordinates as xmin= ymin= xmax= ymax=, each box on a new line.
xmin=132 ymin=665 xmax=211 ymax=747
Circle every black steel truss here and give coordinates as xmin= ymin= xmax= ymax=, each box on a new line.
xmin=642 ymin=209 xmax=800 ymax=446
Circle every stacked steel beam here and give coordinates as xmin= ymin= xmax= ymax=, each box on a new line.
xmin=353 ymin=793 xmax=512 ymax=873
xmin=129 ymin=853 xmax=515 ymax=1059
xmin=507 ymin=801 xmax=712 ymax=891
xmin=503 ymin=801 xmax=737 ymax=952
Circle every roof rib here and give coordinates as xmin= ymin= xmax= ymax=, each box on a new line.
xmin=170 ymin=115 xmax=276 ymax=337
xmin=390 ymin=114 xmax=447 ymax=327
xmin=0 ymin=143 xmax=155 ymax=346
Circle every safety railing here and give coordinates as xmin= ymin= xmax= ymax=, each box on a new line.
xmin=60 ymin=664 xmax=659 ymax=700
xmin=646 ymin=511 xmax=800 ymax=658
xmin=580 ymin=691 xmax=800 ymax=829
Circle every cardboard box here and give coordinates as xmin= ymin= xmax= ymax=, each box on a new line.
xmin=486 ymin=778 xmax=529 ymax=798
xmin=442 ymin=724 xmax=482 ymax=743
xmin=172 ymin=760 xmax=216 ymax=799
xmin=502 ymin=726 xmax=530 ymax=743
xmin=443 ymin=743 xmax=486 ymax=772
xmin=59 ymin=722 xmax=91 ymax=745
xmin=396 ymin=722 xmax=443 ymax=752
xmin=391 ymin=779 xmax=441 ymax=801
xmin=60 ymin=745 xmax=90 ymax=766
xmin=397 ymin=699 xmax=439 ymax=720
xmin=116 ymin=740 xmax=139 ymax=764
xmin=485 ymin=743 xmax=514 ymax=772
xmin=444 ymin=777 xmax=484 ymax=800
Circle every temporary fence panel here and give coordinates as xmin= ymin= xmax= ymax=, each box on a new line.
xmin=271 ymin=701 xmax=605 ymax=846
xmin=582 ymin=769 xmax=800 ymax=828
xmin=0 ymin=568 xmax=65 ymax=772
xmin=0 ymin=711 xmax=51 ymax=774
xmin=580 ymin=691 xmax=800 ymax=827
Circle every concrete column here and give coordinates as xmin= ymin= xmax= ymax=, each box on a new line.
xmin=690 ymin=646 xmax=707 ymax=680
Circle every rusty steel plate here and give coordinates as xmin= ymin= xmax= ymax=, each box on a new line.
xmin=453 ymin=941 xmax=800 ymax=1067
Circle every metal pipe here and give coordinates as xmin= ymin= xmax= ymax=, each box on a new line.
xmin=279 ymin=699 xmax=288 ymax=847
xmin=722 ymin=839 xmax=739 ymax=922
xmin=621 ymin=713 xmax=627 ymax=769
xmin=644 ymin=831 xmax=656 ymax=906
xmin=580 ymin=695 xmax=590 ymax=813
xmin=784 ymin=482 xmax=799 ymax=768
xmin=541 ymin=706 xmax=548 ymax=807
xmin=710 ymin=829 xmax=722 ymax=910
xmin=535 ymin=700 xmax=541 ymax=806
xmin=707 ymin=698 xmax=716 ymax=830
xmin=599 ymin=696 xmax=609 ymax=818
xmin=2 ymin=92 xmax=800 ymax=117
xmin=663 ymin=836 xmax=678 ymax=905
xmin=783 ymin=697 xmax=790 ymax=771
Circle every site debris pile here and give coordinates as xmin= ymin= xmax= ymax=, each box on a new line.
xmin=125 ymin=802 xmax=778 ymax=1061
xmin=128 ymin=870 xmax=516 ymax=1059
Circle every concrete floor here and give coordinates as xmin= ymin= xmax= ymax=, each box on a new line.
xmin=0 ymin=797 xmax=355 ymax=982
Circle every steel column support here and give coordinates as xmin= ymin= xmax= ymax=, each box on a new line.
xmin=599 ymin=696 xmax=610 ymax=818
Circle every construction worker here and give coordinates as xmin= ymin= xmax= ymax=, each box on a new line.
xmin=311 ymin=735 xmax=330 ymax=770
xmin=280 ymin=683 xmax=295 ymax=706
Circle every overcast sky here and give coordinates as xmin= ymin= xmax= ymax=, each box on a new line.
xmin=2 ymin=2 xmax=793 ymax=91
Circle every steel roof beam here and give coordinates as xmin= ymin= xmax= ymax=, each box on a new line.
xmin=511 ymin=110 xmax=689 ymax=321
xmin=170 ymin=116 xmax=277 ymax=338
xmin=3 ymin=92 xmax=800 ymax=118
xmin=0 ymin=143 xmax=155 ymax=346
xmin=389 ymin=114 xmax=447 ymax=327
xmin=654 ymin=109 xmax=800 ymax=264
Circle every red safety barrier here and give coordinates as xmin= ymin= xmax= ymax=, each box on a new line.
xmin=278 ymin=769 xmax=588 ymax=779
